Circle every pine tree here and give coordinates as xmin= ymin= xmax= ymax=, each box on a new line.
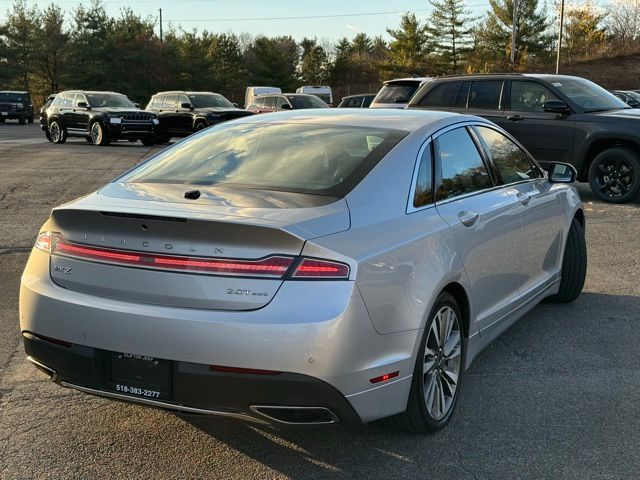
xmin=386 ymin=13 xmax=432 ymax=75
xmin=472 ymin=0 xmax=551 ymax=70
xmin=428 ymin=0 xmax=475 ymax=73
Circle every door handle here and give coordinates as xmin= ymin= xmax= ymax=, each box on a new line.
xmin=458 ymin=210 xmax=479 ymax=227
xmin=517 ymin=192 xmax=532 ymax=205
xmin=507 ymin=115 xmax=524 ymax=122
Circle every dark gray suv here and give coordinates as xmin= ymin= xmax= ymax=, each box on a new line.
xmin=408 ymin=74 xmax=640 ymax=203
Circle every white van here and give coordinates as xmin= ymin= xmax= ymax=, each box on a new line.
xmin=295 ymin=86 xmax=332 ymax=106
xmin=245 ymin=86 xmax=281 ymax=109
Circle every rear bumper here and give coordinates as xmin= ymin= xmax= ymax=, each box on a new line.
xmin=23 ymin=332 xmax=361 ymax=425
xmin=20 ymin=249 xmax=418 ymax=423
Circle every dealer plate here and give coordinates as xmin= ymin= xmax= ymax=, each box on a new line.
xmin=107 ymin=352 xmax=171 ymax=400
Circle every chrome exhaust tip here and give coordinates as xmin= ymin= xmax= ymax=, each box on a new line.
xmin=26 ymin=356 xmax=58 ymax=382
xmin=249 ymin=405 xmax=339 ymax=425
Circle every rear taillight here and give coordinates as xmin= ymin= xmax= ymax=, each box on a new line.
xmin=34 ymin=232 xmax=52 ymax=253
xmin=291 ymin=258 xmax=350 ymax=279
xmin=44 ymin=233 xmax=351 ymax=280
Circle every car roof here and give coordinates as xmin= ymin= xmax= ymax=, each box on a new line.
xmin=342 ymin=94 xmax=376 ymax=99
xmin=429 ymin=73 xmax=587 ymax=82
xmin=232 ymin=108 xmax=481 ymax=132
xmin=0 ymin=91 xmax=29 ymax=94
xmin=384 ymin=77 xmax=432 ymax=84
xmin=61 ymin=90 xmax=126 ymax=95
xmin=154 ymin=91 xmax=222 ymax=95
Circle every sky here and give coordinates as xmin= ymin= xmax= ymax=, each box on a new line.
xmin=0 ymin=0 xmax=497 ymax=41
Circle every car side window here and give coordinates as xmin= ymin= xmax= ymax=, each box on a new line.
xmin=474 ymin=126 xmax=540 ymax=183
xmin=61 ymin=93 xmax=75 ymax=108
xmin=435 ymin=127 xmax=493 ymax=201
xmin=511 ymin=81 xmax=558 ymax=112
xmin=275 ymin=96 xmax=289 ymax=109
xmin=263 ymin=96 xmax=276 ymax=109
xmin=75 ymin=94 xmax=88 ymax=107
xmin=362 ymin=96 xmax=373 ymax=108
xmin=51 ymin=94 xmax=63 ymax=107
xmin=468 ymin=81 xmax=503 ymax=110
xmin=149 ymin=96 xmax=163 ymax=109
xmin=179 ymin=95 xmax=190 ymax=108
xmin=413 ymin=143 xmax=433 ymax=208
xmin=162 ymin=95 xmax=178 ymax=109
xmin=417 ymin=82 xmax=462 ymax=107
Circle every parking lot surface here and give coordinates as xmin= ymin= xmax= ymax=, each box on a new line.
xmin=1 ymin=123 xmax=639 ymax=479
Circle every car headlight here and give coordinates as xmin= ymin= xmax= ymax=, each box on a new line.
xmin=16 ymin=104 xmax=24 ymax=111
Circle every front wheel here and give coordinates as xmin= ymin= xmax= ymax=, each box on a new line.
xmin=28 ymin=116 xmax=34 ymax=124
xmin=546 ymin=218 xmax=587 ymax=303
xmin=588 ymin=147 xmax=640 ymax=203
xmin=390 ymin=292 xmax=463 ymax=433
xmin=18 ymin=116 xmax=26 ymax=125
xmin=193 ymin=121 xmax=207 ymax=133
xmin=49 ymin=120 xmax=66 ymax=144
xmin=141 ymin=136 xmax=155 ymax=146
xmin=90 ymin=122 xmax=109 ymax=146
xmin=45 ymin=130 xmax=52 ymax=142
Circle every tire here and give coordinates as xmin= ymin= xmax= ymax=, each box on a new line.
xmin=18 ymin=116 xmax=25 ymax=125
xmin=0 ymin=118 xmax=5 ymax=123
xmin=390 ymin=291 xmax=463 ymax=433
xmin=193 ymin=121 xmax=207 ymax=133
xmin=28 ymin=116 xmax=34 ymax=124
xmin=49 ymin=120 xmax=66 ymax=144
xmin=546 ymin=218 xmax=587 ymax=303
xmin=85 ymin=137 xmax=93 ymax=143
xmin=588 ymin=147 xmax=640 ymax=203
xmin=157 ymin=134 xmax=171 ymax=144
xmin=90 ymin=121 xmax=109 ymax=146
xmin=141 ymin=136 xmax=155 ymax=146
xmin=45 ymin=130 xmax=52 ymax=142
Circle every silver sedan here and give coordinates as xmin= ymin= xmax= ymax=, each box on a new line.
xmin=20 ymin=109 xmax=586 ymax=432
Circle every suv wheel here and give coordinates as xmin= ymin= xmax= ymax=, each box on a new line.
xmin=194 ymin=121 xmax=207 ymax=132
xmin=19 ymin=116 xmax=26 ymax=125
xmin=588 ymin=147 xmax=640 ymax=203
xmin=28 ymin=116 xmax=34 ymax=124
xmin=90 ymin=121 xmax=109 ymax=146
xmin=141 ymin=136 xmax=155 ymax=146
xmin=390 ymin=291 xmax=463 ymax=433
xmin=49 ymin=120 xmax=66 ymax=144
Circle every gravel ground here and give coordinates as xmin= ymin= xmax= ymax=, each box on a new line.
xmin=1 ymin=122 xmax=639 ymax=479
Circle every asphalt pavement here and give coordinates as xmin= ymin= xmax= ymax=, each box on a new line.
xmin=1 ymin=122 xmax=639 ymax=479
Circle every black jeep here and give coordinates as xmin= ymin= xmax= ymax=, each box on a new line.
xmin=145 ymin=91 xmax=252 ymax=143
xmin=0 ymin=91 xmax=34 ymax=124
xmin=44 ymin=90 xmax=157 ymax=146
xmin=408 ymin=74 xmax=640 ymax=203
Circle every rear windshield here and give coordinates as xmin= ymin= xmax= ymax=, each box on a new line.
xmin=122 ymin=122 xmax=406 ymax=197
xmin=285 ymin=95 xmax=329 ymax=109
xmin=374 ymin=82 xmax=421 ymax=104
xmin=189 ymin=94 xmax=234 ymax=108
xmin=0 ymin=92 xmax=26 ymax=102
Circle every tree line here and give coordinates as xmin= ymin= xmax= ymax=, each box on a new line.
xmin=0 ymin=0 xmax=638 ymax=107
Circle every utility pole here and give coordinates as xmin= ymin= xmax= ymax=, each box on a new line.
xmin=159 ymin=8 xmax=163 ymax=42
xmin=555 ymin=0 xmax=565 ymax=74
xmin=510 ymin=0 xmax=518 ymax=66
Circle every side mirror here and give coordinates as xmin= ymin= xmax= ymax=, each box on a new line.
xmin=280 ymin=103 xmax=292 ymax=110
xmin=543 ymin=100 xmax=571 ymax=115
xmin=548 ymin=162 xmax=577 ymax=183
xmin=233 ymin=102 xmax=239 ymax=108
xmin=181 ymin=102 xmax=193 ymax=110
xmin=77 ymin=101 xmax=90 ymax=110
xmin=134 ymin=102 xmax=140 ymax=108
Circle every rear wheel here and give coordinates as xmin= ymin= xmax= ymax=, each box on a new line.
xmin=49 ymin=120 xmax=66 ymax=144
xmin=391 ymin=291 xmax=463 ymax=433
xmin=18 ymin=115 xmax=25 ymax=125
xmin=546 ymin=218 xmax=587 ymax=303
xmin=588 ymin=147 xmax=640 ymax=203
xmin=90 ymin=121 xmax=109 ymax=146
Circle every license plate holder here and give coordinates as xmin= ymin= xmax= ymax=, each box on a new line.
xmin=107 ymin=352 xmax=172 ymax=400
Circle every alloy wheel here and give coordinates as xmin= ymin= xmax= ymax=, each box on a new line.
xmin=423 ymin=306 xmax=462 ymax=420
xmin=594 ymin=157 xmax=635 ymax=198
xmin=50 ymin=122 xmax=60 ymax=143
xmin=91 ymin=123 xmax=103 ymax=145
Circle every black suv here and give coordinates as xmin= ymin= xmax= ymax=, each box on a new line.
xmin=146 ymin=91 xmax=252 ymax=143
xmin=408 ymin=74 xmax=640 ymax=203
xmin=44 ymin=90 xmax=157 ymax=146
xmin=0 ymin=91 xmax=34 ymax=124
